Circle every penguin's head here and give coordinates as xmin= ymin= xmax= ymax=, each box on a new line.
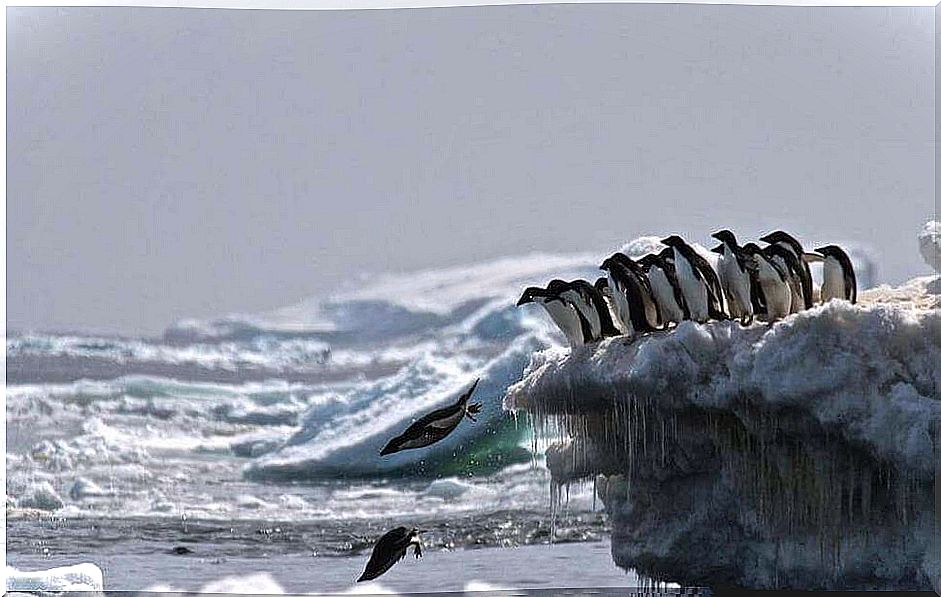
xmin=711 ymin=230 xmax=737 ymax=246
xmin=594 ymin=277 xmax=609 ymax=292
xmin=740 ymin=243 xmax=763 ymax=271
xmin=546 ymin=279 xmax=570 ymax=296
xmin=760 ymin=230 xmax=801 ymax=249
xmin=516 ymin=286 xmax=544 ymax=306
xmin=599 ymin=256 xmax=616 ymax=272
xmin=710 ymin=244 xmax=725 ymax=254
xmin=658 ymin=247 xmax=674 ymax=261
xmin=814 ymin=245 xmax=844 ymax=260
xmin=636 ymin=253 xmax=657 ymax=268
xmin=660 ymin=235 xmax=684 ymax=247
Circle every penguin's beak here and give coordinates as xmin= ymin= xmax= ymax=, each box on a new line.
xmin=804 ymin=251 xmax=825 ymax=263
xmin=758 ymin=233 xmax=773 ymax=243
xmin=710 ymin=245 xmax=723 ymax=254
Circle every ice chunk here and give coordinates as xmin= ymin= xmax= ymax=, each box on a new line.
xmin=6 ymin=563 xmax=104 ymax=592
xmin=918 ymin=220 xmax=940 ymax=273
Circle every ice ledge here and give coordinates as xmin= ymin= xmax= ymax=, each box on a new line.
xmin=506 ymin=276 xmax=941 ymax=477
xmin=505 ymin=276 xmax=939 ymax=590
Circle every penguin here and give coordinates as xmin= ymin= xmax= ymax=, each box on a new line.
xmin=604 ymin=253 xmax=662 ymax=329
xmin=566 ymin=279 xmax=622 ymax=341
xmin=815 ymin=245 xmax=857 ymax=304
xmin=660 ymin=235 xmax=727 ymax=322
xmin=759 ymin=231 xmax=815 ymax=310
xmin=357 ymin=526 xmax=423 ymax=582
xmin=763 ymin=243 xmax=806 ymax=314
xmin=710 ymin=230 xmax=754 ymax=326
xmin=594 ymin=277 xmax=631 ymax=335
xmin=545 ymin=279 xmax=619 ymax=342
xmin=741 ymin=243 xmax=791 ymax=322
xmin=600 ymin=255 xmax=659 ymax=336
xmin=636 ymin=252 xmax=689 ymax=325
xmin=380 ymin=379 xmax=482 ymax=456
xmin=516 ymin=286 xmax=585 ymax=347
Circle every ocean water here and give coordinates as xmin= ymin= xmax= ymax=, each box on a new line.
xmin=7 ymin=253 xmax=628 ymax=591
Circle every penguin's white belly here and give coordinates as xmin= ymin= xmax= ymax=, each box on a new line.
xmin=758 ymin=263 xmax=791 ymax=320
xmin=539 ymin=298 xmax=583 ymax=346
xmin=606 ymin=273 xmax=633 ymax=335
xmin=770 ymin=255 xmax=803 ymax=313
xmin=647 ymin=267 xmax=684 ymax=323
xmin=602 ymin=286 xmax=630 ymax=334
xmin=675 ymin=253 xmax=708 ymax=321
xmin=821 ymin=258 xmax=845 ymax=302
xmin=717 ymin=253 xmax=751 ymax=319
xmin=562 ymin=290 xmax=600 ymax=340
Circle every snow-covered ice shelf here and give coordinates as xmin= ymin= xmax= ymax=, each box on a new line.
xmin=506 ymin=275 xmax=940 ymax=590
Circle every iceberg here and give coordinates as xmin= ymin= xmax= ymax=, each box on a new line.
xmin=506 ymin=273 xmax=939 ymax=589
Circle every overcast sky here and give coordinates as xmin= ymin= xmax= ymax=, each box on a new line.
xmin=7 ymin=5 xmax=936 ymax=337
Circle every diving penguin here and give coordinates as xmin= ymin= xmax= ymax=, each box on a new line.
xmin=357 ymin=526 xmax=423 ymax=582
xmin=660 ymin=235 xmax=727 ymax=322
xmin=759 ymin=230 xmax=815 ymax=310
xmin=815 ymin=245 xmax=857 ymax=304
xmin=380 ymin=379 xmax=482 ymax=456
xmin=710 ymin=230 xmax=754 ymax=326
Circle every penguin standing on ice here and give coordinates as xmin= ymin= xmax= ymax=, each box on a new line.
xmin=710 ymin=230 xmax=754 ymax=326
xmin=600 ymin=255 xmax=659 ymax=336
xmin=636 ymin=251 xmax=689 ymax=326
xmin=517 ymin=286 xmax=586 ymax=347
xmin=815 ymin=245 xmax=857 ymax=304
xmin=564 ymin=279 xmax=622 ymax=341
xmin=763 ymin=243 xmax=807 ymax=314
xmin=543 ymin=279 xmax=618 ymax=343
xmin=759 ymin=231 xmax=815 ymax=310
xmin=603 ymin=253 xmax=661 ymax=330
xmin=357 ymin=526 xmax=423 ymax=581
xmin=594 ymin=278 xmax=630 ymax=335
xmin=660 ymin=235 xmax=727 ymax=322
xmin=380 ymin=379 xmax=482 ymax=456
xmin=741 ymin=243 xmax=792 ymax=322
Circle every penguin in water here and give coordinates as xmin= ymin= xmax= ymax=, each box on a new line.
xmin=600 ymin=255 xmax=659 ymax=336
xmin=357 ymin=526 xmax=423 ymax=582
xmin=710 ymin=230 xmax=754 ymax=326
xmin=380 ymin=379 xmax=482 ymax=456
xmin=815 ymin=245 xmax=857 ymax=304
xmin=594 ymin=277 xmax=631 ymax=334
xmin=553 ymin=279 xmax=621 ymax=342
xmin=759 ymin=231 xmax=815 ymax=310
xmin=763 ymin=243 xmax=806 ymax=314
xmin=660 ymin=235 xmax=727 ymax=322
xmin=741 ymin=243 xmax=792 ymax=322
xmin=517 ymin=286 xmax=585 ymax=347
xmin=636 ymin=251 xmax=689 ymax=326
